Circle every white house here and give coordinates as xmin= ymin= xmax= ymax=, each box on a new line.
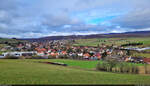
xmin=1 ymin=51 xmax=37 ymax=58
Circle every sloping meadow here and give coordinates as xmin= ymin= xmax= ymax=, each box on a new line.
xmin=0 ymin=59 xmax=150 ymax=85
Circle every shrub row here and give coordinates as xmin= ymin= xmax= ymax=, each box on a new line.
xmin=144 ymin=64 xmax=150 ymax=74
xmin=121 ymin=42 xmax=143 ymax=47
xmin=96 ymin=60 xmax=139 ymax=74
xmin=4 ymin=55 xmax=19 ymax=59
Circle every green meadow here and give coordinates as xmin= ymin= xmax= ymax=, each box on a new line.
xmin=0 ymin=59 xmax=150 ymax=85
xmin=131 ymin=52 xmax=150 ymax=58
xmin=73 ymin=37 xmax=150 ymax=47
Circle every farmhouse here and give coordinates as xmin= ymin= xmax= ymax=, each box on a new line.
xmin=95 ymin=53 xmax=101 ymax=60
xmin=83 ymin=53 xmax=90 ymax=59
xmin=35 ymin=48 xmax=47 ymax=56
xmin=143 ymin=58 xmax=150 ymax=64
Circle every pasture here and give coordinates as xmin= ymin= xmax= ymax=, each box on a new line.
xmin=0 ymin=59 xmax=150 ymax=85
xmin=131 ymin=52 xmax=150 ymax=58
xmin=73 ymin=37 xmax=150 ymax=47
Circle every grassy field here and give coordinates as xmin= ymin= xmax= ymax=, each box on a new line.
xmin=73 ymin=37 xmax=150 ymax=47
xmin=144 ymin=49 xmax=150 ymax=52
xmin=36 ymin=59 xmax=100 ymax=69
xmin=0 ymin=59 xmax=150 ymax=85
xmin=131 ymin=52 xmax=150 ymax=58
xmin=37 ymin=59 xmax=144 ymax=68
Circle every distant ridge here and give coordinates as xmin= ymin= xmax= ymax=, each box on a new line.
xmin=18 ymin=31 xmax=150 ymax=42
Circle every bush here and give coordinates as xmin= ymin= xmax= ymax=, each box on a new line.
xmin=107 ymin=59 xmax=118 ymax=72
xmin=25 ymin=56 xmax=32 ymax=59
xmin=96 ymin=60 xmax=139 ymax=74
xmin=58 ymin=55 xmax=69 ymax=59
xmin=144 ymin=64 xmax=150 ymax=74
xmin=19 ymin=56 xmax=26 ymax=59
xmin=31 ymin=55 xmax=44 ymax=59
xmin=118 ymin=63 xmax=139 ymax=74
xmin=96 ymin=61 xmax=108 ymax=71
xmin=130 ymin=64 xmax=139 ymax=74
xmin=48 ymin=55 xmax=56 ymax=59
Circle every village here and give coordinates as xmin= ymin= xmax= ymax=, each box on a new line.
xmin=1 ymin=0 xmax=150 ymax=84
xmin=0 ymin=39 xmax=150 ymax=64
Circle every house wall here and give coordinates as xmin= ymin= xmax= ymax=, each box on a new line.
xmin=2 ymin=51 xmax=37 ymax=57
xmin=0 ymin=56 xmax=4 ymax=58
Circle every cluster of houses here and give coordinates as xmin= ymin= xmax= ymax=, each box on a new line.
xmin=0 ymin=40 xmax=150 ymax=64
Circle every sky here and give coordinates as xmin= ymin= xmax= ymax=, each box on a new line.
xmin=0 ymin=0 xmax=150 ymax=38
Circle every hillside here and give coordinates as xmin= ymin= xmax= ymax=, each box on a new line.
xmin=18 ymin=31 xmax=150 ymax=42
xmin=0 ymin=38 xmax=26 ymax=43
xmin=0 ymin=38 xmax=26 ymax=49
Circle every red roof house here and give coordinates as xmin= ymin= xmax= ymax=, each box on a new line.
xmin=143 ymin=58 xmax=150 ymax=64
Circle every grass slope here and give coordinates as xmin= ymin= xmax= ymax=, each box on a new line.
xmin=73 ymin=37 xmax=150 ymax=47
xmin=33 ymin=59 xmax=100 ymax=69
xmin=33 ymin=59 xmax=144 ymax=68
xmin=131 ymin=52 xmax=150 ymax=58
xmin=0 ymin=59 xmax=150 ymax=85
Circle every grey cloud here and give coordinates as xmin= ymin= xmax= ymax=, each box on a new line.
xmin=111 ymin=8 xmax=150 ymax=29
xmin=42 ymin=13 xmax=83 ymax=28
xmin=0 ymin=0 xmax=17 ymax=10
xmin=0 ymin=0 xmax=150 ymax=38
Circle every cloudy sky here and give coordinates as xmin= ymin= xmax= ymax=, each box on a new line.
xmin=0 ymin=0 xmax=150 ymax=38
